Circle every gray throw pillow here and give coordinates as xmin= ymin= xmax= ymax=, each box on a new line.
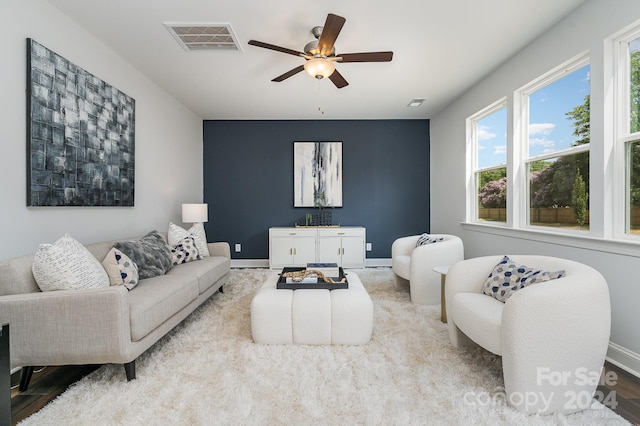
xmin=114 ymin=230 xmax=173 ymax=279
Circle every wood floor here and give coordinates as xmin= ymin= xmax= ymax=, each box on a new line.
xmin=9 ymin=361 xmax=640 ymax=424
xmin=10 ymin=365 xmax=99 ymax=425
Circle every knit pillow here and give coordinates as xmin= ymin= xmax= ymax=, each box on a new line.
xmin=415 ymin=233 xmax=444 ymax=247
xmin=168 ymin=222 xmax=210 ymax=257
xmin=102 ymin=247 xmax=139 ymax=290
xmin=32 ymin=233 xmax=110 ymax=292
xmin=171 ymin=236 xmax=201 ymax=265
xmin=482 ymin=255 xmax=566 ymax=302
xmin=114 ymin=230 xmax=173 ymax=279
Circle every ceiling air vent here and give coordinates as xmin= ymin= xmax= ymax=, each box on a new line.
xmin=164 ymin=22 xmax=242 ymax=51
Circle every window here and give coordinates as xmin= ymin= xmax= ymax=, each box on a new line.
xmin=621 ymin=32 xmax=640 ymax=235
xmin=523 ymin=59 xmax=591 ymax=230
xmin=465 ymin=20 xmax=640 ymax=249
xmin=469 ymin=100 xmax=507 ymax=223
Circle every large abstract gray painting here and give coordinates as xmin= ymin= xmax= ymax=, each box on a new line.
xmin=294 ymin=142 xmax=342 ymax=207
xmin=27 ymin=39 xmax=135 ymax=207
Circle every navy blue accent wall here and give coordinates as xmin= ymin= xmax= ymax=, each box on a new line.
xmin=203 ymin=120 xmax=430 ymax=260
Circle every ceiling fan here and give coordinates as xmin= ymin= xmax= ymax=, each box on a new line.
xmin=248 ymin=13 xmax=393 ymax=89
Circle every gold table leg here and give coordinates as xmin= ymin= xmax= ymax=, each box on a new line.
xmin=440 ymin=275 xmax=447 ymax=323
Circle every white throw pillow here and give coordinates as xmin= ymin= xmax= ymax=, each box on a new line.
xmin=171 ymin=236 xmax=201 ymax=265
xmin=32 ymin=234 xmax=110 ymax=292
xmin=415 ymin=233 xmax=444 ymax=247
xmin=102 ymin=247 xmax=139 ymax=290
xmin=168 ymin=222 xmax=210 ymax=257
xmin=482 ymin=255 xmax=566 ymax=302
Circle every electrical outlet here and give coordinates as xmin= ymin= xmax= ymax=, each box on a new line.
xmin=235 ymin=243 xmax=241 ymax=252
xmin=366 ymin=243 xmax=372 ymax=251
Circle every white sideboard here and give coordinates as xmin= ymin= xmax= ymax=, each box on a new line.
xmin=269 ymin=227 xmax=366 ymax=269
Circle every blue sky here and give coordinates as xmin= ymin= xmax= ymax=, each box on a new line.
xmin=477 ymin=64 xmax=590 ymax=169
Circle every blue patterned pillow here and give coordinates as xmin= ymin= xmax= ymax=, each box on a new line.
xmin=482 ymin=255 xmax=566 ymax=302
xmin=171 ymin=236 xmax=201 ymax=265
xmin=415 ymin=233 xmax=444 ymax=247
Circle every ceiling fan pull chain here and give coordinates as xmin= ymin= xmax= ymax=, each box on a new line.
xmin=317 ymin=80 xmax=325 ymax=115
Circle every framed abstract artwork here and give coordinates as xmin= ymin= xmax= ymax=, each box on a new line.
xmin=26 ymin=38 xmax=136 ymax=206
xmin=293 ymin=141 xmax=342 ymax=207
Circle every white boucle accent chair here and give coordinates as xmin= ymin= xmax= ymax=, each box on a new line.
xmin=445 ymin=255 xmax=611 ymax=415
xmin=391 ymin=234 xmax=464 ymax=304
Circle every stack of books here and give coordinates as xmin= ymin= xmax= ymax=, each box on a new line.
xmin=285 ymin=275 xmax=318 ymax=284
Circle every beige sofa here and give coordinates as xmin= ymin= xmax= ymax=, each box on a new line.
xmin=0 ymin=234 xmax=231 ymax=390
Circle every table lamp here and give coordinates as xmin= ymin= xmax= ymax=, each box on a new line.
xmin=182 ymin=203 xmax=208 ymax=224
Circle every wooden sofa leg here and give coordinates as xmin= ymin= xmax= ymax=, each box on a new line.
xmin=19 ymin=366 xmax=34 ymax=391
xmin=124 ymin=361 xmax=136 ymax=381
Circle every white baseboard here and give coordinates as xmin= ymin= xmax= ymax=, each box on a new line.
xmin=365 ymin=258 xmax=392 ymax=267
xmin=230 ymin=259 xmax=392 ymax=269
xmin=607 ymin=341 xmax=640 ymax=378
xmin=230 ymin=259 xmax=269 ymax=268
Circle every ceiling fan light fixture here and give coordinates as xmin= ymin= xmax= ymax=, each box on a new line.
xmin=304 ymin=57 xmax=336 ymax=79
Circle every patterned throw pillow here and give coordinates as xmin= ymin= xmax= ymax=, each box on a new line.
xmin=168 ymin=222 xmax=210 ymax=257
xmin=482 ymin=255 xmax=566 ymax=302
xmin=32 ymin=233 xmax=110 ymax=292
xmin=171 ymin=236 xmax=201 ymax=265
xmin=114 ymin=230 xmax=173 ymax=279
xmin=102 ymin=247 xmax=139 ymax=290
xmin=415 ymin=233 xmax=444 ymax=247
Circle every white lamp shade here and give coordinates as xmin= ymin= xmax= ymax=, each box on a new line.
xmin=182 ymin=203 xmax=208 ymax=223
xmin=304 ymin=57 xmax=336 ymax=79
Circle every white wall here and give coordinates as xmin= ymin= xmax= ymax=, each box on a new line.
xmin=431 ymin=0 xmax=640 ymax=376
xmin=0 ymin=0 xmax=203 ymax=260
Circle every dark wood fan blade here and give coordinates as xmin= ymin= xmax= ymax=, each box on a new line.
xmin=318 ymin=13 xmax=346 ymax=57
xmin=248 ymin=40 xmax=304 ymax=57
xmin=272 ymin=65 xmax=305 ymax=82
xmin=338 ymin=52 xmax=394 ymax=63
xmin=329 ymin=69 xmax=349 ymax=89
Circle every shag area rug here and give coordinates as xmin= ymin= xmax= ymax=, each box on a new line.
xmin=21 ymin=268 xmax=627 ymax=425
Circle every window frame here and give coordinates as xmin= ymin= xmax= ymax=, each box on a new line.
xmin=517 ymin=54 xmax=591 ymax=232
xmin=614 ymin=26 xmax=640 ymax=239
xmin=466 ymin=98 xmax=508 ymax=224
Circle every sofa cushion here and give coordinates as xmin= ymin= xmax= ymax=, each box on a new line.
xmin=32 ymin=234 xmax=110 ymax=292
xmin=0 ymin=254 xmax=41 ymax=295
xmin=102 ymin=247 xmax=139 ymax=290
xmin=170 ymin=236 xmax=201 ymax=265
xmin=167 ymin=255 xmax=230 ymax=294
xmin=482 ymin=255 xmax=565 ymax=302
xmin=127 ymin=274 xmax=199 ymax=341
xmin=114 ymin=231 xmax=173 ymax=279
xmin=450 ymin=292 xmax=504 ymax=355
xmin=168 ymin=222 xmax=210 ymax=257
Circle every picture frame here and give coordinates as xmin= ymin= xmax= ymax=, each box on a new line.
xmin=26 ymin=38 xmax=136 ymax=207
xmin=293 ymin=141 xmax=342 ymax=207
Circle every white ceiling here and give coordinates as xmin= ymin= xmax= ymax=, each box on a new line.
xmin=47 ymin=0 xmax=587 ymax=120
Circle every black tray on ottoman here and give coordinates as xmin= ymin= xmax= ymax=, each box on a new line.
xmin=277 ymin=267 xmax=349 ymax=290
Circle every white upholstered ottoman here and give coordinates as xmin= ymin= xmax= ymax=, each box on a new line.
xmin=251 ymin=271 xmax=373 ymax=345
